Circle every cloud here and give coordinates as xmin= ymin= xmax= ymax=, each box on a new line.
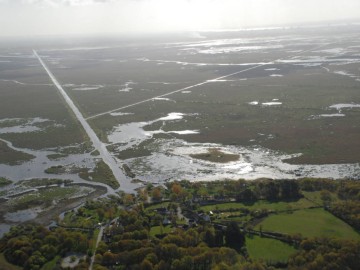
xmin=1 ymin=0 xmax=360 ymax=37
xmin=3 ymin=0 xmax=115 ymax=6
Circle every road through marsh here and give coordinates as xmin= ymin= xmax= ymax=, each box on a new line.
xmin=34 ymin=50 xmax=137 ymax=193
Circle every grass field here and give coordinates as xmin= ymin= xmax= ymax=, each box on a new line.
xmin=246 ymin=235 xmax=297 ymax=262
xmin=0 ymin=140 xmax=35 ymax=165
xmin=0 ymin=177 xmax=12 ymax=187
xmin=0 ymin=253 xmax=22 ymax=270
xmin=145 ymin=202 xmax=170 ymax=211
xmin=302 ymin=191 xmax=338 ymax=205
xmin=200 ymin=198 xmax=317 ymax=213
xmin=8 ymin=185 xmax=93 ymax=211
xmin=149 ymin=225 xmax=173 ymax=237
xmin=0 ymin=81 xmax=88 ymax=150
xmin=255 ymin=208 xmax=360 ymax=240
xmin=79 ymin=160 xmax=119 ymax=189
xmin=40 ymin=256 xmax=61 ymax=270
xmin=17 ymin=178 xmax=69 ymax=188
xmin=61 ymin=209 xmax=99 ymax=228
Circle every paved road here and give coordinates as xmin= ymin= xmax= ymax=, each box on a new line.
xmin=88 ymin=226 xmax=104 ymax=270
xmin=34 ymin=50 xmax=137 ymax=193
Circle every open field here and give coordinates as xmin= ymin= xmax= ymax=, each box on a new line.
xmin=40 ymin=256 xmax=61 ymax=270
xmin=255 ymin=208 xmax=360 ymax=240
xmin=78 ymin=160 xmax=120 ymax=189
xmin=149 ymin=225 xmax=173 ymax=237
xmin=200 ymin=199 xmax=317 ymax=213
xmin=0 ymin=139 xmax=34 ymax=165
xmin=246 ymin=235 xmax=297 ymax=262
xmin=0 ymin=81 xmax=88 ymax=150
xmin=302 ymin=190 xmax=338 ymax=205
xmin=0 ymin=180 xmax=107 ymax=229
xmin=145 ymin=202 xmax=170 ymax=211
xmin=28 ymin=26 xmax=360 ymax=168
xmin=0 ymin=253 xmax=22 ymax=270
xmin=3 ymin=185 xmax=94 ymax=214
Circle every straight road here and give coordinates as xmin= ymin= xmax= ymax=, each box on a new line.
xmin=34 ymin=50 xmax=137 ymax=193
xmin=88 ymin=226 xmax=104 ymax=270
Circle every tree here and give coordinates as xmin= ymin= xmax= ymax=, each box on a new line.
xmin=138 ymin=189 xmax=149 ymax=202
xmin=97 ymin=241 xmax=109 ymax=255
xmin=152 ymin=187 xmax=163 ymax=202
xmin=12 ymin=250 xmax=29 ymax=266
xmin=40 ymin=244 xmax=57 ymax=260
xmin=171 ymin=183 xmax=183 ymax=196
xmin=198 ymin=188 xmax=209 ymax=200
xmin=289 ymin=238 xmax=360 ymax=270
xmin=202 ymin=228 xmax=216 ymax=247
xmin=24 ymin=251 xmax=46 ymax=270
xmin=140 ymin=259 xmax=154 ymax=270
xmin=94 ymin=254 xmax=103 ymax=264
xmin=225 ymin=222 xmax=245 ymax=251
xmin=102 ymin=251 xmax=115 ymax=266
xmin=123 ymin=193 xmax=135 ymax=206
xmin=215 ymin=229 xmax=224 ymax=247
xmin=236 ymin=189 xmax=256 ymax=202
xmin=97 ymin=208 xmax=105 ymax=221
xmin=63 ymin=237 xmax=75 ymax=251
xmin=320 ymin=190 xmax=332 ymax=206
xmin=279 ymin=180 xmax=301 ymax=199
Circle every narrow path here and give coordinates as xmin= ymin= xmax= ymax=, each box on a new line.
xmin=33 ymin=50 xmax=137 ymax=193
xmin=86 ymin=63 xmax=270 ymax=120
xmin=86 ymin=42 xmax=335 ymax=120
xmin=177 ymin=206 xmax=188 ymax=223
xmin=89 ymin=226 xmax=104 ymax=270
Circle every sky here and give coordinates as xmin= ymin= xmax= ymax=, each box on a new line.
xmin=0 ymin=0 xmax=360 ymax=37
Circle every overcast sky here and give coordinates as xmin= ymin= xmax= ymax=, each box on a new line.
xmin=1 ymin=0 xmax=360 ymax=37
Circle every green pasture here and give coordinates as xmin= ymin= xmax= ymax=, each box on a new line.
xmin=149 ymin=225 xmax=173 ymax=237
xmin=145 ymin=202 xmax=170 ymax=211
xmin=200 ymin=198 xmax=317 ymax=213
xmin=246 ymin=235 xmax=297 ymax=262
xmin=256 ymin=208 xmax=360 ymax=240
xmin=0 ymin=253 xmax=22 ymax=270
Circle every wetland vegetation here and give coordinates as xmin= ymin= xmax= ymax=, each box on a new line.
xmin=78 ymin=160 xmax=120 ymax=189
xmin=190 ymin=148 xmax=240 ymax=163
xmin=0 ymin=25 xmax=360 ymax=269
xmin=0 ymin=140 xmax=35 ymax=165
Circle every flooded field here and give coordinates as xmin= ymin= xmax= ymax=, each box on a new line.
xmin=1 ymin=25 xmax=360 ymax=232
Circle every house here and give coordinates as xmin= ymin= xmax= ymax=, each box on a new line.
xmin=162 ymin=217 xmax=171 ymax=225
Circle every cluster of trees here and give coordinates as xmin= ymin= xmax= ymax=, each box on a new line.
xmin=331 ymin=201 xmax=360 ymax=230
xmin=0 ymin=224 xmax=91 ymax=269
xmin=289 ymin=238 xmax=360 ymax=270
xmin=165 ymin=179 xmax=302 ymax=203
xmin=134 ymin=178 xmax=303 ymax=206
xmin=329 ymin=181 xmax=360 ymax=231
xmin=298 ymin=178 xmax=338 ymax=192
xmin=1 ymin=178 xmax=360 ymax=270
xmin=298 ymin=178 xmax=360 ymax=231
xmin=249 ymin=179 xmax=301 ymax=201
xmin=92 ymin=206 xmax=255 ymax=270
